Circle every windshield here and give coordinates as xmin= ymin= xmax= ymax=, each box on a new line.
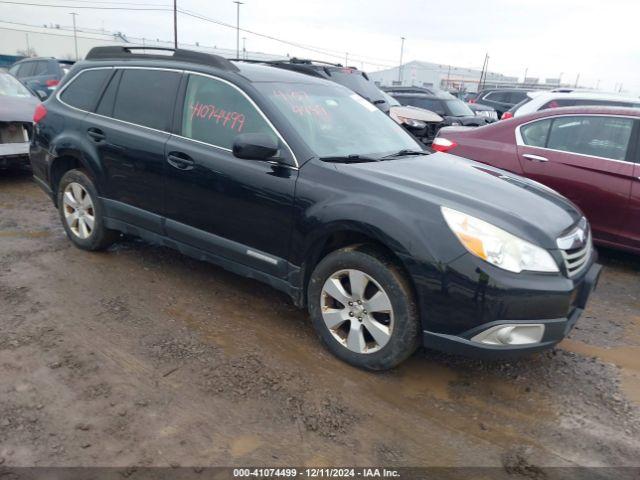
xmin=443 ymin=99 xmax=474 ymax=116
xmin=0 ymin=72 xmax=32 ymax=98
xmin=256 ymin=82 xmax=421 ymax=158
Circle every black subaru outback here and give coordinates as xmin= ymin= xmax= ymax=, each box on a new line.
xmin=29 ymin=46 xmax=601 ymax=370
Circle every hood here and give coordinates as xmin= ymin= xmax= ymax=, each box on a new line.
xmin=0 ymin=95 xmax=39 ymax=123
xmin=336 ymin=153 xmax=582 ymax=249
xmin=389 ymin=105 xmax=443 ymax=123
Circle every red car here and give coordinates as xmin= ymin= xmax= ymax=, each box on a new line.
xmin=433 ymin=106 xmax=640 ymax=254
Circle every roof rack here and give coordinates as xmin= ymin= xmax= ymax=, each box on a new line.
xmin=85 ymin=46 xmax=239 ymax=72
xmin=228 ymin=57 xmax=344 ymax=68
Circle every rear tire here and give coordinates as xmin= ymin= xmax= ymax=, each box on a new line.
xmin=307 ymin=246 xmax=420 ymax=370
xmin=57 ymin=169 xmax=118 ymax=251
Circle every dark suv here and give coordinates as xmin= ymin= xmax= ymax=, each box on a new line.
xmin=30 ymin=46 xmax=601 ymax=370
xmin=9 ymin=57 xmax=74 ymax=99
xmin=470 ymin=88 xmax=531 ymax=117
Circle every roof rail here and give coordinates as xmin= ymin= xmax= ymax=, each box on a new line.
xmin=229 ymin=57 xmax=344 ymax=68
xmin=85 ymin=46 xmax=239 ymax=72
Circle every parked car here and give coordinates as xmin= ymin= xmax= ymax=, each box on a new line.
xmin=503 ymin=91 xmax=640 ymax=119
xmin=9 ymin=57 xmax=74 ymax=99
xmin=380 ymin=90 xmax=443 ymax=143
xmin=261 ymin=58 xmax=392 ymax=113
xmin=433 ymin=106 xmax=640 ymax=254
xmin=386 ymin=89 xmax=495 ymax=127
xmin=470 ymin=88 xmax=531 ymax=117
xmin=0 ymin=71 xmax=38 ymax=169
xmin=31 ymin=46 xmax=601 ymax=370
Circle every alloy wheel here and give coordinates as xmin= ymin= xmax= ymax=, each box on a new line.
xmin=62 ymin=182 xmax=95 ymax=239
xmin=320 ymin=269 xmax=394 ymax=354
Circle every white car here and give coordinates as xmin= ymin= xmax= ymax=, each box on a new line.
xmin=503 ymin=90 xmax=640 ymax=119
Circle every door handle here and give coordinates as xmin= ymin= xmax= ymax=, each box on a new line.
xmin=87 ymin=128 xmax=105 ymax=142
xmin=167 ymin=152 xmax=195 ymax=171
xmin=522 ymin=153 xmax=548 ymax=162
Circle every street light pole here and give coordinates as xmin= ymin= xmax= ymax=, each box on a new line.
xmin=173 ymin=0 xmax=178 ymax=48
xmin=398 ymin=36 xmax=405 ymax=84
xmin=70 ymin=12 xmax=79 ymax=60
xmin=242 ymin=36 xmax=247 ymax=59
xmin=233 ymin=1 xmax=244 ymax=59
xmin=558 ymin=72 xmax=563 ymax=87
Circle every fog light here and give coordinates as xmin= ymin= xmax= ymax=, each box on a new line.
xmin=471 ymin=324 xmax=545 ymax=346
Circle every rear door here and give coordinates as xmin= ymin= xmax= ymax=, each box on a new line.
xmin=517 ymin=115 xmax=635 ymax=245
xmin=88 ymin=68 xmax=182 ymax=232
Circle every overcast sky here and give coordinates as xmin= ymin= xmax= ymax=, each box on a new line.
xmin=2 ymin=0 xmax=639 ymax=95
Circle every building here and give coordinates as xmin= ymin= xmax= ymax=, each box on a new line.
xmin=369 ymin=60 xmax=520 ymax=93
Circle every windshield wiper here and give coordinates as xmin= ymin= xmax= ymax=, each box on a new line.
xmin=319 ymin=154 xmax=380 ymax=163
xmin=381 ymin=149 xmax=428 ymax=159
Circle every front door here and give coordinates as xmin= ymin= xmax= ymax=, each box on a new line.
xmin=163 ymin=73 xmax=298 ymax=277
xmin=517 ymin=115 xmax=635 ymax=245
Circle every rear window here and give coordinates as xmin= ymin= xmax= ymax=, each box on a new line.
xmin=60 ymin=69 xmax=112 ymax=111
xmin=112 ymin=69 xmax=181 ymax=131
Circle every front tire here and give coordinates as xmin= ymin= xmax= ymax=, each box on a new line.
xmin=307 ymin=246 xmax=420 ymax=370
xmin=57 ymin=169 xmax=118 ymax=251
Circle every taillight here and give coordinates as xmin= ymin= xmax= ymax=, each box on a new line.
xmin=432 ymin=137 xmax=457 ymax=152
xmin=501 ymin=111 xmax=513 ymax=120
xmin=33 ymin=104 xmax=47 ymax=124
xmin=468 ymin=98 xmax=476 ymax=104
xmin=46 ymin=79 xmax=60 ymax=88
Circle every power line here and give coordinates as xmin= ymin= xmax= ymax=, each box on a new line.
xmin=0 ymin=1 xmax=172 ymax=10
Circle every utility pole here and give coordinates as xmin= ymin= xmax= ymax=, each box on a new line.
xmin=233 ymin=1 xmax=243 ymax=59
xmin=173 ymin=0 xmax=177 ymax=48
xmin=242 ymin=37 xmax=246 ymax=59
xmin=574 ymin=73 xmax=580 ymax=88
xmin=558 ymin=72 xmax=563 ymax=87
xmin=345 ymin=52 xmax=348 ymax=66
xmin=595 ymin=79 xmax=601 ymax=90
xmin=25 ymin=33 xmax=31 ymax=56
xmin=398 ymin=36 xmax=405 ymax=84
xmin=70 ymin=12 xmax=79 ymax=60
xmin=478 ymin=53 xmax=488 ymax=91
xmin=523 ymin=67 xmax=528 ymax=85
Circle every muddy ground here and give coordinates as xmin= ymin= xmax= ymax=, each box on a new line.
xmin=0 ymin=168 xmax=638 ymax=473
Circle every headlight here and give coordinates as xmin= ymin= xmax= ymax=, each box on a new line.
xmin=449 ymin=121 xmax=461 ymax=126
xmin=397 ymin=116 xmax=426 ymax=129
xmin=441 ymin=207 xmax=559 ymax=273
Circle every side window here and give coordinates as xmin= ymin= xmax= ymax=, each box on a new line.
xmin=520 ymin=119 xmax=551 ymax=147
xmin=112 ymin=69 xmax=181 ymax=131
xmin=547 ymin=116 xmax=634 ymax=161
xmin=8 ymin=64 xmax=20 ymax=76
xmin=96 ymin=69 xmax=121 ymax=116
xmin=485 ymin=91 xmax=509 ymax=103
xmin=60 ymin=69 xmax=112 ymax=111
xmin=17 ymin=62 xmax=36 ymax=78
xmin=508 ymin=91 xmax=528 ymax=103
xmin=33 ymin=61 xmax=48 ymax=76
xmin=181 ymin=74 xmax=275 ymax=149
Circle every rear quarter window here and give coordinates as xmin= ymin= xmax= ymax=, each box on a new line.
xmin=60 ymin=69 xmax=112 ymax=111
xmin=520 ymin=119 xmax=551 ymax=147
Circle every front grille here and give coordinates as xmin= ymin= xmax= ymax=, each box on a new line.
xmin=561 ymin=234 xmax=592 ymax=277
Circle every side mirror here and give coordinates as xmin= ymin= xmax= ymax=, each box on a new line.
xmin=232 ymin=133 xmax=279 ymax=161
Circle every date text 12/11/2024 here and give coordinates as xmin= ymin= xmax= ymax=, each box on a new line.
xmin=233 ymin=468 xmax=401 ymax=478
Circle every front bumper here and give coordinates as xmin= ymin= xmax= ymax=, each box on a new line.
xmin=422 ymin=262 xmax=602 ymax=359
